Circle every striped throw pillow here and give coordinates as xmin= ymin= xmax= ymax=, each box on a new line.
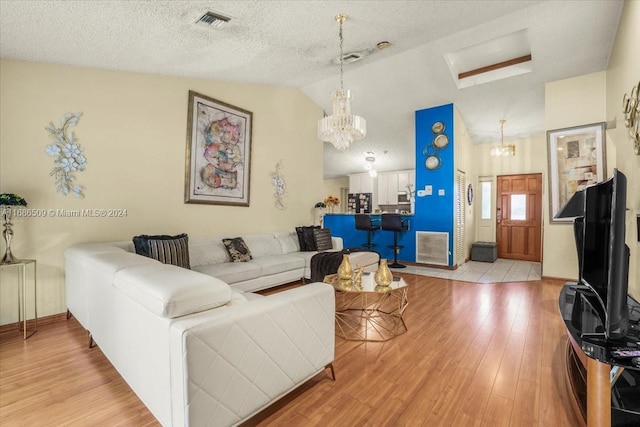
xmin=133 ymin=234 xmax=190 ymax=269
xmin=313 ymin=228 xmax=333 ymax=251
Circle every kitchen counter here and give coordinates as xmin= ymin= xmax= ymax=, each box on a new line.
xmin=323 ymin=213 xmax=415 ymax=262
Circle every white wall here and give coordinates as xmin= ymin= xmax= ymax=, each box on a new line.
xmin=0 ymin=60 xmax=324 ymax=324
xmin=473 ymin=136 xmax=547 ymax=177
xmin=322 ymin=176 xmax=348 ymax=213
xmin=543 ymin=71 xmax=608 ymax=280
xmin=605 ymin=0 xmax=640 ymax=299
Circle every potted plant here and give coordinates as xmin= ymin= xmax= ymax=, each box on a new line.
xmin=0 ymin=193 xmax=28 ymax=264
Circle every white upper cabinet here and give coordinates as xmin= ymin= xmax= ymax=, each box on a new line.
xmin=397 ymin=170 xmax=415 ymax=192
xmin=377 ymin=173 xmax=399 ymax=205
xmin=348 ymin=173 xmax=374 ymax=194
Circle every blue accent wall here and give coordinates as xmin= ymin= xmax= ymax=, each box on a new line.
xmin=414 ymin=104 xmax=455 ymax=265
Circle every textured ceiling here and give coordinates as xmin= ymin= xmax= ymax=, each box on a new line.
xmin=0 ymin=1 xmax=624 ymax=178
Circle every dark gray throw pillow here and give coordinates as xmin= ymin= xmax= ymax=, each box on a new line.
xmin=133 ymin=233 xmax=190 ymax=269
xmin=295 ymin=225 xmax=320 ymax=251
xmin=222 ymin=237 xmax=252 ymax=262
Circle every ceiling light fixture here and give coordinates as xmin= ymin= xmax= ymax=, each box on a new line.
xmin=364 ymin=152 xmax=377 ymax=176
xmin=318 ymin=14 xmax=366 ymax=151
xmin=490 ymin=119 xmax=515 ymax=157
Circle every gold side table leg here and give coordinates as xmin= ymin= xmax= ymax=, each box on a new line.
xmin=16 ymin=263 xmax=28 ymax=338
xmin=2 ymin=259 xmax=37 ymax=339
xmin=34 ymin=260 xmax=37 ymax=335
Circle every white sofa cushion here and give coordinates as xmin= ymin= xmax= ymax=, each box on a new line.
xmin=274 ymin=231 xmax=300 ymax=254
xmin=251 ymin=254 xmax=305 ymax=276
xmin=88 ymin=251 xmax=160 ymax=276
xmin=192 ymin=261 xmax=262 ymax=284
xmin=113 ymin=264 xmax=232 ymax=318
xmin=242 ymin=233 xmax=282 ymax=258
xmin=189 ymin=238 xmax=230 ymax=267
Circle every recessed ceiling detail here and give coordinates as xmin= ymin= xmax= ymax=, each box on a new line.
xmin=458 ymin=53 xmax=532 ymax=80
xmin=445 ymin=29 xmax=533 ymax=89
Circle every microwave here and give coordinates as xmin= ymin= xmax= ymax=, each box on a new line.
xmin=398 ymin=192 xmax=411 ymax=204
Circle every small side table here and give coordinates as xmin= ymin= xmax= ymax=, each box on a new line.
xmin=0 ymin=259 xmax=37 ymax=339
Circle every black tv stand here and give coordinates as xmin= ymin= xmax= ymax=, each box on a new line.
xmin=559 ymin=284 xmax=640 ymax=426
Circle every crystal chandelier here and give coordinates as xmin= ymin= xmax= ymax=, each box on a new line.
xmin=318 ymin=14 xmax=366 ymax=151
xmin=489 ymin=119 xmax=515 ymax=157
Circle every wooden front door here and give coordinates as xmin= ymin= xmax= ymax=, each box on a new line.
xmin=496 ymin=174 xmax=542 ymax=262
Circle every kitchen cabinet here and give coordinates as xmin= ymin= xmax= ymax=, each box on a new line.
xmin=348 ymin=173 xmax=374 ymax=194
xmin=377 ymin=173 xmax=399 ymax=205
xmin=397 ymin=170 xmax=415 ymax=192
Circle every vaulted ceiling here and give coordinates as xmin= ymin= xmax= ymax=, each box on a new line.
xmin=0 ymin=1 xmax=624 ymax=178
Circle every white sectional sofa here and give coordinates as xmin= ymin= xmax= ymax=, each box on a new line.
xmin=188 ymin=231 xmax=344 ymax=292
xmin=64 ymin=231 xmax=345 ymax=427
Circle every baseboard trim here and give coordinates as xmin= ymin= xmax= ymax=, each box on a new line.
xmin=0 ymin=312 xmax=67 ymax=334
xmin=542 ymin=276 xmax=576 ymax=283
xmin=400 ymin=261 xmax=457 ymax=270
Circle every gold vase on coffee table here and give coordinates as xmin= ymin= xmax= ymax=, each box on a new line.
xmin=337 ymin=254 xmax=353 ymax=288
xmin=374 ymin=259 xmax=393 ymax=287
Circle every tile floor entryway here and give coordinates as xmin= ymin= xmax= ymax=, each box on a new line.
xmin=391 ymin=258 xmax=542 ymax=283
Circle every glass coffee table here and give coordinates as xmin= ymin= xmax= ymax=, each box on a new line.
xmin=324 ymin=272 xmax=409 ymax=341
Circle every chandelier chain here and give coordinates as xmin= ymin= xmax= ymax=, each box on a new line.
xmin=317 ymin=13 xmax=366 ymax=150
xmin=338 ymin=14 xmax=345 ymax=90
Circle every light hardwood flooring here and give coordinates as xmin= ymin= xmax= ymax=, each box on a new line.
xmin=0 ymin=274 xmax=581 ymax=426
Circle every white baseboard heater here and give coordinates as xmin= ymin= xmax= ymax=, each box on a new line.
xmin=416 ymin=231 xmax=449 ymax=266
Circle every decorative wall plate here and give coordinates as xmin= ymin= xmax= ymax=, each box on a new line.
xmin=422 ymin=144 xmax=435 ymax=156
xmin=433 ymin=134 xmax=449 ymax=149
xmin=431 ymin=121 xmax=445 ymax=134
xmin=425 ymin=155 xmax=441 ymax=170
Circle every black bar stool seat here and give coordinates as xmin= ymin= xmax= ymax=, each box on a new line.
xmin=381 ymin=213 xmax=410 ymax=268
xmin=355 ymin=214 xmax=380 ymax=249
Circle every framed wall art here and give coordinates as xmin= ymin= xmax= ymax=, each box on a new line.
xmin=547 ymin=122 xmax=605 ymax=222
xmin=185 ymin=91 xmax=253 ymax=206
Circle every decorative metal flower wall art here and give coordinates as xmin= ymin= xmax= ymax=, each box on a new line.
xmin=45 ymin=112 xmax=86 ymax=198
xmin=622 ymin=80 xmax=639 ymax=154
xmin=269 ymin=160 xmax=286 ymax=210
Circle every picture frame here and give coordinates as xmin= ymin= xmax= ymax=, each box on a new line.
xmin=547 ymin=122 xmax=606 ymax=222
xmin=185 ymin=91 xmax=252 ymax=206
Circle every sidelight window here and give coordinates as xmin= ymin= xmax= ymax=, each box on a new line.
xmin=481 ymin=181 xmax=492 ymax=219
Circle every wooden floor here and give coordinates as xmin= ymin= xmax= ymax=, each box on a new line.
xmin=0 ymin=274 xmax=581 ymax=426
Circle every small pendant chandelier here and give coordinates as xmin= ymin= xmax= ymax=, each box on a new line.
xmin=489 ymin=119 xmax=516 ymax=157
xmin=318 ymin=14 xmax=366 ymax=151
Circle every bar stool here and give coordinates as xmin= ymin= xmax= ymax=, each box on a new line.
xmin=355 ymin=214 xmax=380 ymax=249
xmin=381 ymin=213 xmax=410 ymax=268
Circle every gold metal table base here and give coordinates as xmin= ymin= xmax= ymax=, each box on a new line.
xmin=325 ymin=273 xmax=409 ymax=342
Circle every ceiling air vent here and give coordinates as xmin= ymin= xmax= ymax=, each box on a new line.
xmin=333 ymin=50 xmax=369 ymax=65
xmin=196 ymin=11 xmax=231 ymax=28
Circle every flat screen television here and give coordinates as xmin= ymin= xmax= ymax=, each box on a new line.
xmin=580 ymin=169 xmax=630 ymax=339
